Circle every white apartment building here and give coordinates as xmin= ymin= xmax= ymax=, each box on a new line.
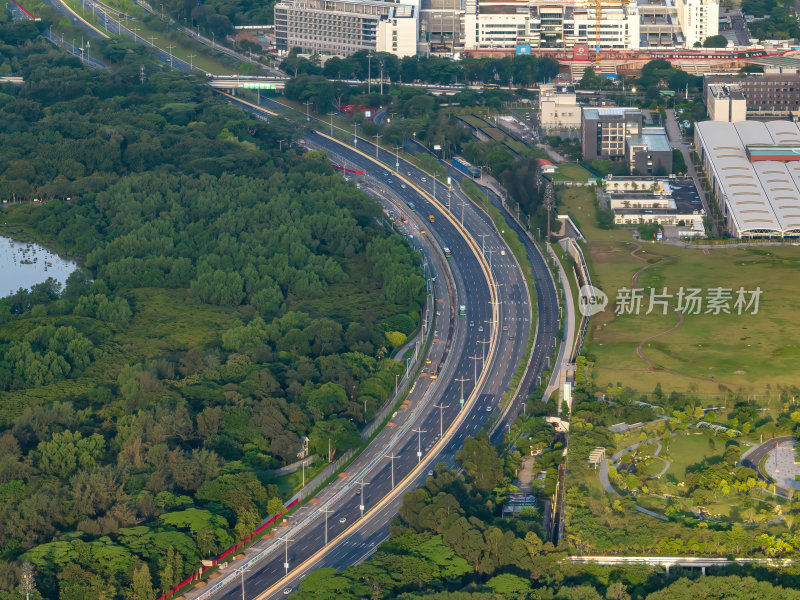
xmin=675 ymin=0 xmax=718 ymax=48
xmin=539 ymin=83 xmax=581 ymax=136
xmin=274 ymin=0 xmax=419 ymax=56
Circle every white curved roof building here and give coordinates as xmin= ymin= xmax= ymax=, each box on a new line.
xmin=695 ymin=120 xmax=800 ymax=237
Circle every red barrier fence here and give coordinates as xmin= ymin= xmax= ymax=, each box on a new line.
xmin=10 ymin=0 xmax=36 ymax=20
xmin=156 ymin=498 xmax=300 ymax=600
xmin=333 ymin=164 xmax=366 ymax=175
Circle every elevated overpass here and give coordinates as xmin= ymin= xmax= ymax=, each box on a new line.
xmin=206 ymin=75 xmax=287 ymax=91
xmin=570 ymin=555 xmax=793 ymax=574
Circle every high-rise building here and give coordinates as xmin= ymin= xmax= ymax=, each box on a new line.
xmin=419 ymin=0 xmax=463 ymax=53
xmin=274 ymin=0 xmax=419 ymax=57
xmin=675 ymin=0 xmax=719 ymax=48
xmin=463 ymin=0 xmax=534 ymax=50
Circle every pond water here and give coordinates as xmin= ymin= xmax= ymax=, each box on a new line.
xmin=0 ymin=236 xmax=77 ymax=298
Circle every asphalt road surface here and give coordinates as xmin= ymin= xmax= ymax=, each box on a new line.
xmin=195 ymin=95 xmax=559 ymax=600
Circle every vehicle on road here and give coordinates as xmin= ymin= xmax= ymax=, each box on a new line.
xmin=283 ymin=588 xmax=293 ymax=595
xmin=486 ymin=406 xmax=492 ymax=412
xmin=355 ymin=490 xmax=361 ymax=496
xmin=443 ymin=247 xmax=451 ymax=257
xmin=451 ymin=156 xmax=481 ymax=179
xmin=478 ymin=326 xmax=483 ymax=332
xmin=459 ymin=305 xmax=466 ymax=316
xmin=503 ymin=325 xmax=509 ymax=331
xmin=427 ymin=470 xmax=433 ymax=476
xmin=339 ymin=517 xmax=347 ymax=524
xmin=421 ymin=177 xmax=427 ymax=182
xmin=469 ymin=320 xmax=474 ymax=327
xmin=429 ymin=214 xmax=435 ymax=223
xmin=407 ymin=201 xmax=415 ymax=211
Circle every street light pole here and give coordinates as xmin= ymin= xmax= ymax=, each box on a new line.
xmin=433 ymin=403 xmax=449 ymax=438
xmin=413 ymin=428 xmax=427 ymax=463
xmin=321 ymin=508 xmax=333 ymax=546
xmin=455 ymin=377 xmax=469 ymax=408
xmin=385 ymin=453 xmax=400 ymax=489
xmin=279 ymin=535 xmax=294 ymax=578
xmin=166 ymin=44 xmax=174 ymax=68
xmin=374 ymin=134 xmax=381 ymax=158
xmin=470 ymin=355 xmax=481 ymax=387
xmin=478 ymin=233 xmax=489 ymax=255
xmin=305 ymin=100 xmax=312 ymax=121
xmin=478 ymin=338 xmax=490 ymax=363
xmin=353 ymin=122 xmax=359 ymax=147
xmin=188 ymin=53 xmax=195 ymax=70
xmin=358 ymin=479 xmax=369 ymax=518
xmin=394 ymin=145 xmax=401 ymax=171
xmin=329 ymin=112 xmax=336 ymax=136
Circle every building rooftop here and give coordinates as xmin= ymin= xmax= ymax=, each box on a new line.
xmin=708 ymin=82 xmax=745 ymax=101
xmin=628 ymin=126 xmax=671 ymax=153
xmin=582 ymin=106 xmax=640 ymax=120
xmin=695 ymin=120 xmax=800 ymax=235
xmin=608 ymin=177 xmax=704 ymax=217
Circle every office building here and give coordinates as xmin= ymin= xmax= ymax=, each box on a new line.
xmin=704 ymin=74 xmax=800 ymax=118
xmin=581 ymin=107 xmax=643 ymax=161
xmin=626 ymin=126 xmax=673 ymax=175
xmin=463 ymin=0 xmax=535 ymax=50
xmin=527 ymin=2 xmax=640 ymax=51
xmin=274 ymin=0 xmax=419 ymax=57
xmin=694 ymin=120 xmax=800 ymax=237
xmin=539 ymin=83 xmax=581 ymax=136
xmin=419 ymin=0 xmax=463 ymax=53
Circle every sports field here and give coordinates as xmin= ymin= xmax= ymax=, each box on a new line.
xmin=561 ymin=188 xmax=800 ymax=395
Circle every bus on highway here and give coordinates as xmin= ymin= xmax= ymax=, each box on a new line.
xmin=443 ymin=247 xmax=451 ymax=257
xmin=459 ymin=304 xmax=466 ymax=315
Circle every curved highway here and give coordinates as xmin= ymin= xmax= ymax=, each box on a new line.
xmin=189 ymin=94 xmax=545 ymax=600
xmin=33 ymin=9 xmax=560 ymax=600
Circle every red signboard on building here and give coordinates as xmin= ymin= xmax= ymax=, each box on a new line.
xmin=573 ymin=45 xmax=589 ymax=60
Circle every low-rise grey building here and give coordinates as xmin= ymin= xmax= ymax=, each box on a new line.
xmin=626 ymin=127 xmax=672 ymax=175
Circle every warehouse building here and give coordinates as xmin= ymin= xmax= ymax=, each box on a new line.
xmin=694 ymin=120 xmax=800 ymax=238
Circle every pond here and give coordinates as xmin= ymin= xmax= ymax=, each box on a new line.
xmin=0 ymin=236 xmax=77 ymax=298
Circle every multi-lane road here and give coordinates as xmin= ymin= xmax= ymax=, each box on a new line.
xmin=21 ymin=7 xmax=563 ymax=589
xmin=181 ymin=94 xmax=560 ymax=600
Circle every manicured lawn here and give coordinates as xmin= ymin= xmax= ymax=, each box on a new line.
xmin=663 ymin=433 xmax=718 ymax=481
xmin=550 ymin=163 xmax=594 ymax=183
xmin=560 ymin=188 xmax=800 ymax=395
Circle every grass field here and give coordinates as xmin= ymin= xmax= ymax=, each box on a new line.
xmin=549 ymin=163 xmax=594 ymax=183
xmin=662 ymin=433 xmax=717 ymax=481
xmin=561 ymin=188 xmax=800 ymax=395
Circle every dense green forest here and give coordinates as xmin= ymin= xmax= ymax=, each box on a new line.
xmin=0 ymin=19 xmax=424 ymax=599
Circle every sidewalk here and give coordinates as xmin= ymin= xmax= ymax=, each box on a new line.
xmin=664 ymin=109 xmax=714 ymax=234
